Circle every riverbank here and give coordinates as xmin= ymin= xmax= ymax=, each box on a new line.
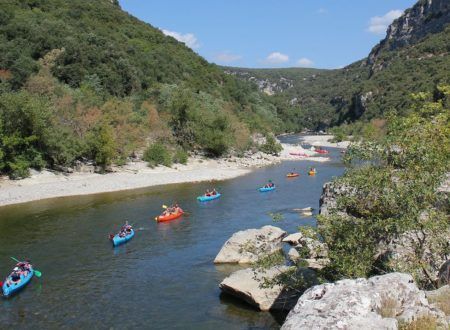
xmin=0 ymin=136 xmax=346 ymax=207
xmin=298 ymin=134 xmax=350 ymax=148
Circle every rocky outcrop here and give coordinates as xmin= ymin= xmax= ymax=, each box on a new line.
xmin=350 ymin=91 xmax=373 ymax=119
xmin=368 ymin=0 xmax=450 ymax=71
xmin=223 ymin=70 xmax=294 ymax=95
xmin=283 ymin=231 xmax=329 ymax=270
xmin=319 ymin=181 xmax=354 ymax=217
xmin=383 ymin=229 xmax=450 ymax=286
xmin=282 ymin=273 xmax=448 ymax=330
xmin=214 ymin=226 xmax=287 ymax=264
xmin=219 ymin=266 xmax=299 ymax=311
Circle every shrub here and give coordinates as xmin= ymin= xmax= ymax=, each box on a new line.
xmin=88 ymin=122 xmax=116 ymax=170
xmin=143 ymin=143 xmax=172 ymax=167
xmin=173 ymin=149 xmax=188 ymax=165
xmin=259 ymin=135 xmax=282 ymax=155
xmin=330 ymin=126 xmax=346 ymax=142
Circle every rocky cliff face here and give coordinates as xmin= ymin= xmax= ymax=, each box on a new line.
xmin=368 ymin=0 xmax=450 ymax=70
xmin=224 ymin=70 xmax=294 ymax=95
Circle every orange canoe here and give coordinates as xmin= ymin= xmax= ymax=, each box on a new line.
xmin=156 ymin=210 xmax=184 ymax=222
xmin=286 ymin=173 xmax=300 ymax=178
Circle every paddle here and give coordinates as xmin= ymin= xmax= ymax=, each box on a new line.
xmin=10 ymin=257 xmax=42 ymax=278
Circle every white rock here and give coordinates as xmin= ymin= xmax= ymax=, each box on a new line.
xmin=282 ymin=273 xmax=448 ymax=330
xmin=288 ymin=248 xmax=300 ymax=262
xmin=219 ymin=266 xmax=297 ymax=311
xmin=214 ymin=226 xmax=287 ymax=264
xmin=283 ymin=233 xmax=304 ymax=245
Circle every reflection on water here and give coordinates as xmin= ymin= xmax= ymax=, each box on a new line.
xmin=0 ymin=144 xmax=344 ymax=329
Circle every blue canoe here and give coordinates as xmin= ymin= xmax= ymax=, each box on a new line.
xmin=112 ymin=229 xmax=135 ymax=247
xmin=2 ymin=268 xmax=34 ymax=297
xmin=197 ymin=193 xmax=221 ymax=202
xmin=259 ymin=186 xmax=276 ymax=192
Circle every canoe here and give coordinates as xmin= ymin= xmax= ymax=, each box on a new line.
xmin=2 ymin=267 xmax=34 ymax=297
xmin=289 ymin=152 xmax=308 ymax=157
xmin=286 ymin=173 xmax=299 ymax=178
xmin=315 ymin=149 xmax=329 ymax=154
xmin=308 ymin=171 xmax=316 ymax=176
xmin=112 ymin=229 xmax=135 ymax=247
xmin=157 ymin=210 xmax=184 ymax=222
xmin=197 ymin=193 xmax=221 ymax=202
xmin=259 ymin=186 xmax=276 ymax=192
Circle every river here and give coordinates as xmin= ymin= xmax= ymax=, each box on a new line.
xmin=0 ymin=137 xmax=345 ymax=329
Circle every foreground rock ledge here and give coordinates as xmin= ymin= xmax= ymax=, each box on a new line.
xmin=219 ymin=266 xmax=298 ymax=311
xmin=214 ymin=225 xmax=287 ymax=264
xmin=281 ymin=272 xmax=448 ymax=330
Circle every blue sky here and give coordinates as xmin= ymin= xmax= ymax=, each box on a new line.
xmin=119 ymin=0 xmax=417 ymax=69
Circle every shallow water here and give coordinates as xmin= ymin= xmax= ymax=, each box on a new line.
xmin=0 ymin=141 xmax=344 ymax=329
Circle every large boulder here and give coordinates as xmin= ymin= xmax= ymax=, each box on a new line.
xmin=219 ymin=266 xmax=298 ymax=311
xmin=282 ymin=273 xmax=448 ymax=330
xmin=214 ymin=226 xmax=287 ymax=264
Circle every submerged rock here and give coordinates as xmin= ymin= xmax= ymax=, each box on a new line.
xmin=214 ymin=226 xmax=287 ymax=264
xmin=282 ymin=272 xmax=448 ymax=330
xmin=219 ymin=266 xmax=298 ymax=311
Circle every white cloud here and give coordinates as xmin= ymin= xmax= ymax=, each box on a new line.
xmin=317 ymin=8 xmax=327 ymax=14
xmin=296 ymin=57 xmax=314 ymax=67
xmin=367 ymin=10 xmax=403 ymax=35
xmin=264 ymin=52 xmax=289 ymax=64
xmin=214 ymin=52 xmax=242 ymax=63
xmin=162 ymin=29 xmax=200 ymax=49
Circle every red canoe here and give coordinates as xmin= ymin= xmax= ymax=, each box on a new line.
xmin=156 ymin=209 xmax=184 ymax=222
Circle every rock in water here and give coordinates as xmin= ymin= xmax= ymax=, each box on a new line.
xmin=219 ymin=266 xmax=298 ymax=311
xmin=214 ymin=226 xmax=286 ymax=264
xmin=282 ymin=273 xmax=448 ymax=330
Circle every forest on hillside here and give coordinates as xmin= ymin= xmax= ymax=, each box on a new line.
xmin=0 ymin=0 xmax=282 ymax=178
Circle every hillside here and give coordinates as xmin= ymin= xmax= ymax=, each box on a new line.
xmin=0 ymin=0 xmax=280 ymax=178
xmin=225 ymin=0 xmax=450 ymax=130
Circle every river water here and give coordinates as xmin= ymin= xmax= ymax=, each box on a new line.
xmin=0 ymin=137 xmax=345 ymax=329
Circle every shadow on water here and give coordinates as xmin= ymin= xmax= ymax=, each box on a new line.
xmin=219 ymin=292 xmax=289 ymax=326
xmin=0 ymin=143 xmax=345 ymax=329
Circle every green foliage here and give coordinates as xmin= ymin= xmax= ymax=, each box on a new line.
xmin=330 ymin=126 xmax=346 ymax=142
xmin=268 ymin=212 xmax=284 ymax=222
xmin=0 ymin=0 xmax=282 ymax=176
xmin=143 ymin=143 xmax=172 ymax=168
xmin=259 ymin=135 xmax=282 ymax=155
xmin=0 ymin=91 xmax=49 ymax=178
xmin=226 ymin=24 xmax=450 ymax=131
xmin=318 ymin=90 xmax=450 ymax=287
xmin=87 ymin=121 xmax=116 ymax=169
xmin=173 ymin=148 xmax=188 ymax=165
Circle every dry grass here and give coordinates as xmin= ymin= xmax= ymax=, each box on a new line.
xmin=399 ymin=315 xmax=438 ymax=330
xmin=427 ymin=287 xmax=450 ymax=316
xmin=377 ymin=294 xmax=400 ymax=318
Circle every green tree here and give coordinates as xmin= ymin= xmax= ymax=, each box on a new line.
xmin=88 ymin=121 xmax=116 ymax=169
